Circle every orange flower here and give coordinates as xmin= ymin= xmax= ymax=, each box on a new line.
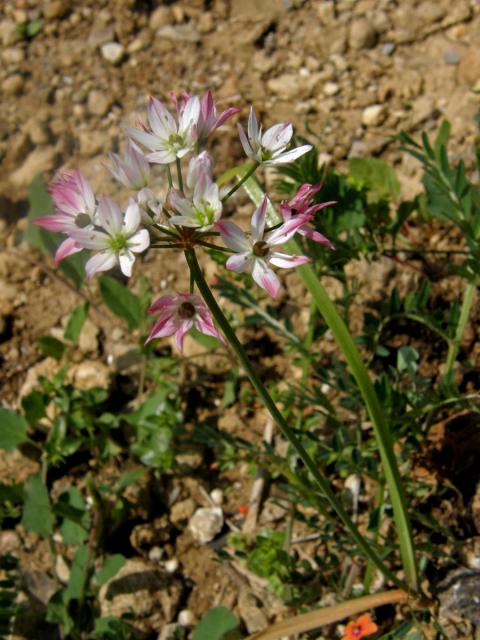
xmin=341 ymin=614 xmax=378 ymax=640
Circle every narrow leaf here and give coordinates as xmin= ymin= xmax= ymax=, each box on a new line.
xmin=64 ymin=302 xmax=89 ymax=342
xmin=98 ymin=276 xmax=143 ymax=330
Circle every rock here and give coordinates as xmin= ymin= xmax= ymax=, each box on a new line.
xmin=210 ymin=489 xmax=223 ymax=506
xmin=443 ymin=49 xmax=461 ymax=65
xmin=55 ymin=555 xmax=70 ymax=584
xmin=22 ymin=570 xmax=58 ymax=606
xmin=70 ymin=360 xmax=110 ymax=389
xmin=78 ymin=130 xmax=108 ymax=157
xmin=188 ymin=507 xmax=223 ymax=543
xmin=0 ymin=19 xmax=21 ymax=46
xmin=42 ymin=0 xmax=70 ymax=19
xmin=361 ymin=104 xmax=385 ymax=127
xmin=177 ymin=609 xmax=194 ymax=626
xmin=25 ymin=118 xmax=51 ymax=145
xmin=2 ymin=74 xmax=24 ymax=96
xmin=87 ymin=89 xmax=113 ymax=116
xmin=411 ymin=95 xmax=436 ymax=126
xmin=99 ymin=559 xmax=183 ymax=623
xmin=170 ymin=498 xmax=196 ymax=527
xmin=19 ymin=357 xmax=60 ymax=399
xmin=197 ymin=12 xmax=214 ymax=33
xmin=88 ymin=26 xmax=115 ymax=48
xmin=164 ymin=558 xmax=179 ymax=574
xmin=238 ymin=591 xmax=268 ymax=633
xmin=175 ymin=450 xmax=203 ymax=470
xmin=149 ymin=6 xmax=174 ymax=30
xmin=348 ymin=18 xmax=377 ymax=50
xmin=9 ymin=147 xmax=57 ymax=189
xmin=458 ymin=47 xmax=480 ymax=86
xmin=323 ymin=81 xmax=340 ymax=96
xmin=0 ymin=530 xmax=21 ymax=554
xmin=100 ymin=42 xmax=125 ymax=65
xmin=439 ymin=569 xmax=480 ymax=630
xmin=77 ymin=319 xmax=99 ymax=354
xmin=156 ymin=24 xmax=200 ymax=44
xmin=382 ymin=42 xmax=395 ymax=56
xmin=2 ymin=47 xmax=25 ymax=65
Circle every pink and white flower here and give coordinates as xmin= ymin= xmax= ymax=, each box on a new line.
xmin=127 ymin=95 xmax=200 ymax=164
xmin=196 ymin=90 xmax=240 ymax=145
xmin=238 ymin=107 xmax=312 ymax=166
xmin=216 ymin=195 xmax=310 ymax=298
xmin=279 ymin=183 xmax=336 ymax=248
xmin=70 ymin=197 xmax=150 ymax=278
xmin=33 ymin=169 xmax=97 ymax=265
xmin=168 ymin=152 xmax=222 ymax=230
xmin=146 ymin=293 xmax=224 ymax=352
xmin=109 ymin=140 xmax=150 ymax=190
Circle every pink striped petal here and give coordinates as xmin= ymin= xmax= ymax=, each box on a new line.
xmin=226 ymin=252 xmax=253 ymax=273
xmin=251 ymin=195 xmax=267 ymax=242
xmin=268 ymin=252 xmax=310 ymax=268
xmin=216 ymin=220 xmax=251 ymax=253
xmin=252 ymin=259 xmax=280 ymax=298
xmin=54 ymin=238 xmax=82 ymax=265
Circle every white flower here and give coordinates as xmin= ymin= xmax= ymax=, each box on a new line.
xmin=238 ymin=107 xmax=312 ymax=166
xmin=216 ymin=195 xmax=310 ymax=298
xmin=71 ymin=197 xmax=150 ymax=278
xmin=127 ymin=95 xmax=200 ymax=164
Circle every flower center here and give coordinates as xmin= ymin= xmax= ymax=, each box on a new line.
xmin=168 ymin=133 xmax=186 ymax=150
xmin=108 ymin=234 xmax=129 ymax=252
xmin=75 ymin=212 xmax=92 ymax=228
xmin=194 ymin=202 xmax=216 ymax=227
xmin=178 ymin=301 xmax=196 ymax=319
xmin=352 ymin=626 xmax=362 ymax=637
xmin=253 ymin=240 xmax=269 ymax=257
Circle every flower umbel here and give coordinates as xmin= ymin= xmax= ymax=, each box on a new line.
xmin=341 ymin=614 xmax=379 ymax=640
xmin=279 ymin=182 xmax=336 ymax=248
xmin=216 ymin=195 xmax=310 ymax=298
xmin=238 ymin=107 xmax=312 ymax=166
xmin=146 ymin=293 xmax=224 ymax=351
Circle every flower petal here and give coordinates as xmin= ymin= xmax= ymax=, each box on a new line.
xmin=251 ymin=195 xmax=268 ymax=242
xmin=97 ymin=197 xmax=123 ymax=235
xmin=225 ymin=252 xmax=253 ymax=273
xmin=118 ymin=250 xmax=135 ymax=277
xmin=54 ymin=237 xmax=82 ymax=265
xmin=268 ymin=252 xmax=310 ymax=268
xmin=128 ymin=228 xmax=150 ymax=253
xmin=148 ymin=97 xmax=177 ymax=138
xmin=216 ymin=220 xmax=251 ymax=253
xmin=126 ymin=127 xmax=161 ymax=152
xmin=251 ymin=259 xmax=280 ymax=298
xmin=268 ymin=144 xmax=312 ymax=165
xmin=261 ymin=123 xmax=291 ymax=152
xmin=123 ymin=201 xmax=141 ymax=236
xmin=85 ymin=250 xmax=117 ymax=279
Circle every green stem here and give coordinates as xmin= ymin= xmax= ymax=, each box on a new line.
xmin=444 ymin=279 xmax=477 ymax=375
xmin=176 ymin=157 xmax=184 ymax=192
xmin=293 ymin=252 xmax=420 ymax=593
xmin=221 ymin=162 xmax=259 ymax=202
xmin=166 ymin=165 xmax=173 ymax=189
xmin=185 ymin=248 xmax=410 ymax=593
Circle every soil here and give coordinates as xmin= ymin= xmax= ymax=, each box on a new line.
xmin=1 ymin=0 xmax=480 ymax=638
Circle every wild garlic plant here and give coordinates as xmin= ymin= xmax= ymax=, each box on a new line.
xmin=34 ymin=90 xmax=421 ymax=603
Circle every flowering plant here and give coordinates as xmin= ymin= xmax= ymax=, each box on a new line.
xmin=33 ymin=90 xmax=423 ymax=630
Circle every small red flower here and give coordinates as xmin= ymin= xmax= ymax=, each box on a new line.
xmin=238 ymin=504 xmax=249 ymax=515
xmin=341 ymin=614 xmax=378 ymax=640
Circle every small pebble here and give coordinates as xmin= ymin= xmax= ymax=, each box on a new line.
xmin=382 ymin=42 xmax=396 ymax=56
xmin=178 ymin=610 xmax=194 ymax=627
xmin=210 ymin=489 xmax=223 ymax=506
xmin=148 ymin=546 xmax=163 ymax=562
xmin=164 ymin=557 xmax=179 ymax=573
xmin=100 ymin=42 xmax=125 ymax=65
xmin=443 ymin=49 xmax=461 ymax=65
xmin=362 ymin=104 xmax=385 ymax=127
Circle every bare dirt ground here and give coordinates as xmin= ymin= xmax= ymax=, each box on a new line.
xmin=1 ymin=0 xmax=480 ymax=638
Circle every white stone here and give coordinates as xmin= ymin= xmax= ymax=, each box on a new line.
xmin=164 ymin=557 xmax=179 ymax=573
xmin=361 ymin=104 xmax=385 ymax=127
xmin=188 ymin=507 xmax=223 ymax=543
xmin=178 ymin=609 xmax=194 ymax=626
xmin=323 ymin=81 xmax=340 ymax=96
xmin=100 ymin=42 xmax=124 ymax=65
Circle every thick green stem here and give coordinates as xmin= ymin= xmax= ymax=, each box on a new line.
xmin=444 ymin=279 xmax=477 ymax=375
xmin=176 ymin=157 xmax=184 ymax=192
xmin=185 ymin=248 xmax=410 ymax=593
xmin=221 ymin=162 xmax=259 ymax=202
xmin=293 ymin=254 xmax=420 ymax=593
